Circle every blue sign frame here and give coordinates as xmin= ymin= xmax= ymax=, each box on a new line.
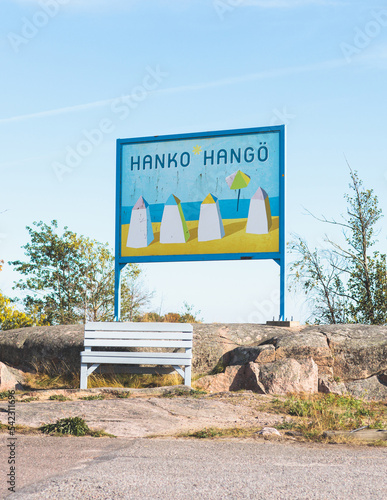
xmin=115 ymin=125 xmax=286 ymax=319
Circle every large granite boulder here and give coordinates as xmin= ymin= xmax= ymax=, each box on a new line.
xmin=0 ymin=362 xmax=24 ymax=391
xmin=0 ymin=325 xmax=84 ymax=375
xmin=194 ymin=363 xmax=263 ymax=393
xmin=0 ymin=323 xmax=386 ymax=399
xmin=192 ymin=323 xmax=295 ymax=374
xmin=196 ymin=358 xmax=318 ymax=395
xmin=195 ymin=324 xmax=386 ymax=399
xmin=258 ymin=358 xmax=318 ymax=394
xmin=313 ymin=325 xmax=387 ymax=380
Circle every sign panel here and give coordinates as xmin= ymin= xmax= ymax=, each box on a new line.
xmin=116 ymin=125 xmax=285 ymax=263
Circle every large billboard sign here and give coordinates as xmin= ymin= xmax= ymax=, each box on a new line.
xmin=116 ymin=125 xmax=285 ymax=264
xmin=115 ymin=125 xmax=286 ymax=320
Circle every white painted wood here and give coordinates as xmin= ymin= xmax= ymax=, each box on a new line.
xmin=184 ymin=365 xmax=192 ymax=386
xmin=80 ymin=364 xmax=88 ymax=389
xmin=172 ymin=365 xmax=184 ymax=378
xmin=84 ymin=331 xmax=193 ymax=340
xmin=81 ymin=358 xmax=190 ymax=366
xmin=86 ymin=322 xmax=193 ymax=333
xmin=84 ymin=339 xmax=191 ymax=348
xmin=81 ymin=355 xmax=191 ymax=365
xmin=82 ymin=351 xmax=191 ymax=359
xmin=96 ymin=366 xmax=175 ymax=375
xmin=87 ymin=363 xmax=100 ymax=376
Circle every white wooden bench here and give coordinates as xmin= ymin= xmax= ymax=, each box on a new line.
xmin=80 ymin=322 xmax=193 ymax=389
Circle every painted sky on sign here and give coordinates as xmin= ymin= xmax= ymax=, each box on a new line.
xmin=121 ymin=131 xmax=280 ymax=209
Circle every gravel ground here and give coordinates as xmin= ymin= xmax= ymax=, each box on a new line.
xmin=2 ymin=437 xmax=387 ymax=500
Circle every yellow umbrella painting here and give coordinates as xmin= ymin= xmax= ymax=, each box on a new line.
xmin=225 ymin=170 xmax=251 ymax=211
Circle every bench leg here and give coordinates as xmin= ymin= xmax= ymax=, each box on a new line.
xmin=80 ymin=363 xmax=88 ymax=389
xmin=184 ymin=365 xmax=191 ymax=387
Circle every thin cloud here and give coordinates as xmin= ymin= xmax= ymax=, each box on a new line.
xmin=0 ymin=56 xmax=373 ymax=125
xmin=241 ymin=0 xmax=349 ymax=7
xmin=10 ymin=0 xmax=140 ymax=8
xmin=355 ymin=43 xmax=387 ymax=69
xmin=0 ymin=97 xmax=118 ymax=124
xmin=10 ymin=0 xmax=350 ymax=8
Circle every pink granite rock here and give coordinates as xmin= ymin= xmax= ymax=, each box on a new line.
xmin=0 ymin=362 xmax=24 ymax=391
xmin=258 ymin=358 xmax=318 ymax=394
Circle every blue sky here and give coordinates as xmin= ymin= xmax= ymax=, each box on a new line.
xmin=1 ymin=0 xmax=386 ymax=323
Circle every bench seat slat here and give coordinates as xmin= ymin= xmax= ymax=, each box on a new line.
xmin=81 ymin=355 xmax=192 ymax=365
xmin=81 ymin=351 xmax=192 ymax=359
xmin=86 ymin=322 xmax=193 ymax=333
xmin=85 ymin=339 xmax=191 ymax=348
xmin=84 ymin=332 xmax=192 ymax=341
xmin=84 ymin=339 xmax=191 ymax=348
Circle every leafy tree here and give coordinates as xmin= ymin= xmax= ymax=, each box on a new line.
xmin=120 ymin=265 xmax=151 ymax=322
xmin=10 ymin=221 xmax=151 ymax=325
xmin=10 ymin=221 xmax=88 ymax=324
xmin=0 ymin=260 xmax=43 ymax=330
xmin=0 ymin=293 xmax=43 ymax=330
xmin=178 ymin=301 xmax=203 ymax=323
xmin=140 ymin=311 xmax=164 ymax=322
xmin=288 ymin=238 xmax=347 ymax=324
xmin=139 ymin=302 xmax=202 ymax=323
xmin=289 ymin=168 xmax=387 ymax=324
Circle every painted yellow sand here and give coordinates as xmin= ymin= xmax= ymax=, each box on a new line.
xmin=121 ymin=217 xmax=279 ymax=257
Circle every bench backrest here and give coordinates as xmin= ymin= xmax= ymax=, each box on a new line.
xmin=84 ymin=322 xmax=193 ymax=350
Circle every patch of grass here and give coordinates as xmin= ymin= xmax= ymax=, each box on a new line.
xmin=188 ymin=388 xmax=207 ymax=397
xmin=23 ymin=371 xmax=79 ymax=390
xmin=80 ymin=394 xmax=105 ymax=401
xmin=276 ymin=420 xmax=296 ymax=430
xmin=0 ymin=423 xmax=41 ymax=435
xmin=210 ymin=360 xmax=226 ymax=375
xmin=48 ymin=394 xmax=71 ymax=402
xmin=181 ymin=426 xmax=259 ymax=439
xmin=272 ymin=394 xmax=387 ymax=442
xmin=88 ymin=429 xmax=116 ymax=438
xmin=192 ymin=373 xmax=208 ymax=382
xmin=87 ymin=371 xmax=184 ymax=389
xmin=40 ymin=417 xmax=90 ymax=436
xmin=40 ymin=417 xmax=116 ymax=438
xmin=162 ymin=388 xmax=207 ymax=398
xmin=19 ymin=397 xmax=39 ymax=403
xmin=22 ymin=364 xmax=188 ymax=391
xmin=367 ymin=440 xmax=387 ymax=447
xmin=189 ymin=427 xmax=223 ymax=438
xmin=0 ymin=391 xmax=13 ymax=401
xmin=109 ymin=390 xmax=131 ymax=399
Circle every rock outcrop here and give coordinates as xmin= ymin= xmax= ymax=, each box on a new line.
xmin=0 ymin=323 xmax=386 ymax=399
xmin=196 ymin=358 xmax=318 ymax=395
xmin=195 ymin=324 xmax=387 ymax=400
xmin=0 ymin=325 xmax=84 ymax=375
xmin=0 ymin=362 xmax=24 ymax=391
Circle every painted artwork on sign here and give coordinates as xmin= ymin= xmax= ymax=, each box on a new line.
xmin=198 ymin=194 xmax=225 ymax=242
xmin=117 ymin=126 xmax=284 ymax=262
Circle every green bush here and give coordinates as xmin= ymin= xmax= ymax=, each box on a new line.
xmin=40 ymin=417 xmax=90 ymax=436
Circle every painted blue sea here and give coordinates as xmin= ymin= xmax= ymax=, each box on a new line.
xmin=122 ymin=197 xmax=279 ymax=224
